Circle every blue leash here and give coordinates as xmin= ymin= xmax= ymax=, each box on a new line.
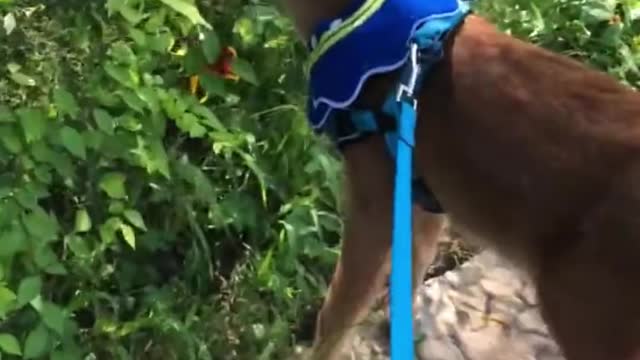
xmin=389 ymin=42 xmax=421 ymax=360
xmin=387 ymin=11 xmax=470 ymax=357
xmin=346 ymin=26 xmax=456 ymax=360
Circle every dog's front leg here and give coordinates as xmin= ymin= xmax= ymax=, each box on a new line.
xmin=310 ymin=135 xmax=443 ymax=359
xmin=310 ymin=136 xmax=394 ymax=360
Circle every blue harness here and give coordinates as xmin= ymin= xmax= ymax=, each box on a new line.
xmin=307 ymin=0 xmax=471 ymax=214
xmin=305 ymin=0 xmax=471 ymax=358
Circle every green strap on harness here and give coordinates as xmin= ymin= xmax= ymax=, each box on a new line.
xmin=308 ymin=0 xmax=384 ymax=69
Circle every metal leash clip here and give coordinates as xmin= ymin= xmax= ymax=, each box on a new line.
xmin=396 ymin=42 xmax=421 ymax=108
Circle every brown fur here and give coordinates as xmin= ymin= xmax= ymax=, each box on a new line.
xmin=280 ymin=2 xmax=640 ymax=359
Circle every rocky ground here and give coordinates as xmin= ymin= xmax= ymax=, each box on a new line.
xmin=341 ymin=250 xmax=564 ymax=360
xmin=294 ymin=229 xmax=566 ymax=359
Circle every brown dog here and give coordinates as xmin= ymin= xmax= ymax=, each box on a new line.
xmin=280 ymin=1 xmax=640 ymax=359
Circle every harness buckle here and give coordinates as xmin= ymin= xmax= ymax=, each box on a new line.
xmin=395 ymin=42 xmax=421 ymax=108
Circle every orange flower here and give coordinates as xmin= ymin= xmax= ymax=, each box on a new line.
xmin=189 ymin=46 xmax=239 ymax=100
xmin=207 ymin=46 xmax=240 ymax=81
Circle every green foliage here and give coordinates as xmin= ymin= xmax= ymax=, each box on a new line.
xmin=0 ymin=0 xmax=340 ymax=359
xmin=0 ymin=0 xmax=637 ymax=359
xmin=476 ymin=0 xmax=640 ymax=87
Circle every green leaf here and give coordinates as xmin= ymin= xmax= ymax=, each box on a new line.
xmin=119 ymin=223 xmax=136 ymax=249
xmin=199 ymin=73 xmax=226 ymax=97
xmin=17 ymin=276 xmax=42 ymax=307
xmin=40 ymin=302 xmax=66 ymax=336
xmin=33 ymin=246 xmax=67 ymax=275
xmin=117 ymin=89 xmax=146 ymax=113
xmin=99 ymin=172 xmax=127 ymax=199
xmin=0 ymin=286 xmax=16 ymax=316
xmin=118 ymin=4 xmax=146 ymax=24
xmin=0 ymin=223 xmax=27 ymax=257
xmin=157 ymin=0 xmax=211 ymax=29
xmin=0 ymin=125 xmax=22 ymax=153
xmin=0 ymin=105 xmax=15 ymax=123
xmin=202 ymin=30 xmax=221 ymax=63
xmin=93 ymin=108 xmax=115 ymax=135
xmin=60 ymin=126 xmax=87 ymax=160
xmin=145 ymin=7 xmax=167 ymax=32
xmin=137 ymin=87 xmax=160 ymax=113
xmin=14 ymin=186 xmax=39 ymax=209
xmin=583 ymin=5 xmax=613 ymax=23
xmin=99 ymin=217 xmax=122 ymax=244
xmin=0 ymin=186 xmax=11 ymax=201
xmin=119 ymin=114 xmax=143 ymax=132
xmin=53 ymin=88 xmax=80 ymax=119
xmin=74 ymin=208 xmax=92 ymax=233
xmin=192 ymin=105 xmax=225 ymax=130
xmin=17 ymin=108 xmax=47 ymax=143
xmin=29 ymin=295 xmax=42 ymax=312
xmin=148 ymin=32 xmax=175 ymax=53
xmin=232 ymin=58 xmax=259 ymax=85
xmin=91 ymin=86 xmax=120 ymax=108
xmin=106 ymin=0 xmax=146 ymax=25
xmin=104 ymin=62 xmax=138 ymax=88
xmin=106 ymin=0 xmax=125 ymax=14
xmin=184 ymin=48 xmax=207 ymax=75
xmin=66 ymin=234 xmax=90 ymax=257
xmin=34 ymin=165 xmax=52 ymax=184
xmin=0 ymin=201 xmax=21 ymax=229
xmin=124 ymin=209 xmax=147 ymax=230
xmin=0 ymin=333 xmax=21 ymax=355
xmin=22 ymin=207 xmax=59 ymax=242
xmin=6 ymin=63 xmax=20 ymax=73
xmin=109 ymin=42 xmax=137 ymax=65
xmin=108 ymin=201 xmax=125 ymax=214
xmin=23 ymin=323 xmax=49 ymax=359
xmin=174 ymin=161 xmax=216 ymax=201
xmin=84 ymin=129 xmax=104 ymax=151
xmin=31 ymin=142 xmax=75 ymax=178
xmin=233 ymin=16 xmax=259 ymax=47
xmin=19 ymin=155 xmax=35 ymax=171
xmin=137 ymin=139 xmax=170 ymax=178
xmin=10 ymin=72 xmax=36 ymax=86
xmin=30 ymin=140 xmax=54 ymax=162
xmin=177 ymin=113 xmax=206 ymax=138
xmin=128 ymin=27 xmax=147 ymax=46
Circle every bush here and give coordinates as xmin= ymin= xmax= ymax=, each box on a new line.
xmin=0 ymin=0 xmax=340 ymax=359
xmin=0 ymin=0 xmax=637 ymax=359
xmin=477 ymin=0 xmax=640 ymax=87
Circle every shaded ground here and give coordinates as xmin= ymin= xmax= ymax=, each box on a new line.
xmin=293 ymin=227 xmax=565 ymax=359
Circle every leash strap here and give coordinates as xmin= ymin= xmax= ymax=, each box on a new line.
xmin=390 ymin=42 xmax=420 ymax=360
xmin=388 ymin=15 xmax=464 ymax=356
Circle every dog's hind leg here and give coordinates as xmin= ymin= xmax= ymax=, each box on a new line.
xmin=411 ymin=209 xmax=445 ymax=296
xmin=536 ymin=163 xmax=640 ymax=360
xmin=310 ymin=136 xmax=443 ymax=359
